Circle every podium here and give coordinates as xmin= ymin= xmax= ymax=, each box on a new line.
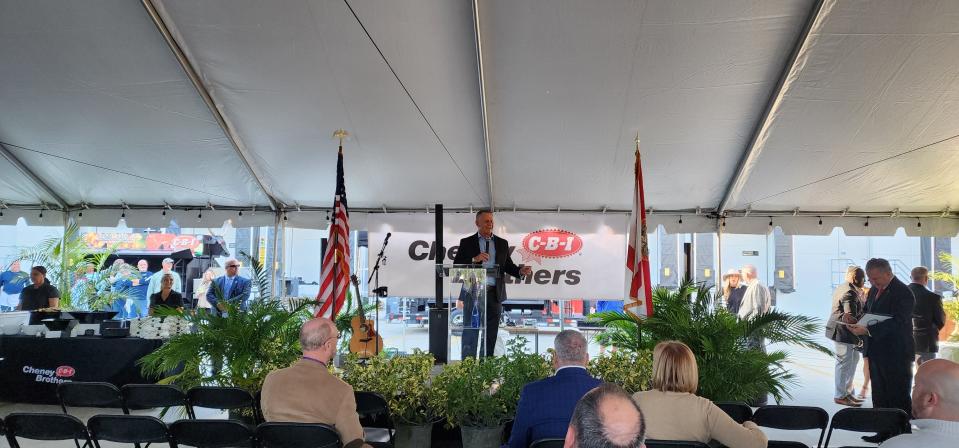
xmin=437 ymin=264 xmax=499 ymax=360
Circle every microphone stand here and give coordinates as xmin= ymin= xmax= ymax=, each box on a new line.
xmin=367 ymin=233 xmax=390 ymax=356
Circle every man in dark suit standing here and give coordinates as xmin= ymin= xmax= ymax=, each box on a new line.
xmin=909 ymin=266 xmax=946 ymax=366
xmin=508 ymin=330 xmax=601 ymax=448
xmin=206 ymin=259 xmax=252 ymax=315
xmin=453 ymin=210 xmax=532 ymax=357
xmin=849 ymin=258 xmax=915 ymax=443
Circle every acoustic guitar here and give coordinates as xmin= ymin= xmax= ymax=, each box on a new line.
xmin=348 ymin=274 xmax=383 ymax=358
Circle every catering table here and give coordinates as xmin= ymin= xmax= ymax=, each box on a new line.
xmin=0 ymin=335 xmax=163 ymax=404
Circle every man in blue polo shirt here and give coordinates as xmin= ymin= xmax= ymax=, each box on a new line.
xmin=0 ymin=260 xmax=28 ymax=311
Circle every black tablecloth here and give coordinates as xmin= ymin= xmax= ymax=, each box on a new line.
xmin=0 ymin=335 xmax=163 ymax=404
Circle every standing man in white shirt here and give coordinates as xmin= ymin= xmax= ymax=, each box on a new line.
xmin=881 ymin=359 xmax=959 ymax=448
xmin=738 ymin=264 xmax=771 ymax=320
xmin=738 ymin=264 xmax=772 ymax=405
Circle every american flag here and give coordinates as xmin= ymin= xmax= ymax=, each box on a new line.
xmin=315 ymin=143 xmax=350 ymax=319
xmin=625 ymin=139 xmax=654 ymax=318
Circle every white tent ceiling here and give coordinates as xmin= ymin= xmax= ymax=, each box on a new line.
xmin=0 ymin=0 xmax=957 ymax=234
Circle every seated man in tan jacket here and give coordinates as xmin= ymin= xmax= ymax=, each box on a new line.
xmin=261 ymin=318 xmax=372 ymax=448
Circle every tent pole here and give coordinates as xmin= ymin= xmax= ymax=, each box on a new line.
xmin=271 ymin=211 xmax=282 ymax=298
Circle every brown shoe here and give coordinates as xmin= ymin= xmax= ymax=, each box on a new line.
xmin=847 ymin=393 xmax=865 ymax=403
xmin=834 ymin=397 xmax=862 ymax=407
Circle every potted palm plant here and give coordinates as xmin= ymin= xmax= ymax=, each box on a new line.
xmin=342 ymin=351 xmax=445 ymax=448
xmin=589 ymin=280 xmax=830 ymax=403
xmin=139 ymin=253 xmax=312 ymax=420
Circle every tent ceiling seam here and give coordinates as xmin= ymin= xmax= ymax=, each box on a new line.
xmin=472 ymin=0 xmax=494 ymax=211
xmin=717 ymin=0 xmax=828 ymax=214
xmin=0 ymin=142 xmax=68 ymax=209
xmin=141 ymin=0 xmax=282 ymax=211
xmin=342 ymin=0 xmax=486 ymax=204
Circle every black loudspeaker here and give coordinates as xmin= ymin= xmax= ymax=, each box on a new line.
xmin=429 ymin=307 xmax=448 ymax=364
xmin=202 ymin=235 xmax=229 ymax=257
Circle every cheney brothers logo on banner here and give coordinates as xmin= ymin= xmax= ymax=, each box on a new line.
xmin=368 ymin=212 xmax=627 ymax=299
xmin=23 ymin=365 xmax=75 ymax=384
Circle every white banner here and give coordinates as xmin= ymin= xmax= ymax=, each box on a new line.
xmin=367 ymin=212 xmax=627 ymax=299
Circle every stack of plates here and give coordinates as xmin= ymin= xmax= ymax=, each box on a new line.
xmin=129 ymin=316 xmax=192 ymax=339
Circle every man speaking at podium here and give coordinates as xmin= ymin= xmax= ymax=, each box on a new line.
xmin=454 ymin=210 xmax=532 ymax=357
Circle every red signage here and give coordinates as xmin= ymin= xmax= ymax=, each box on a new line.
xmin=521 ymin=229 xmax=583 ymax=262
xmin=55 ymin=366 xmax=76 ymax=378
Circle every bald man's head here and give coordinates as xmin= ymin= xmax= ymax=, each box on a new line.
xmin=299 ymin=318 xmax=337 ymax=362
xmin=912 ymin=359 xmax=959 ymax=421
xmin=565 ymin=383 xmax=645 ymax=448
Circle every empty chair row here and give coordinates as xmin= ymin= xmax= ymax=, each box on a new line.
xmin=57 ymin=382 xmax=261 ymax=422
xmin=712 ymin=402 xmax=909 ymax=448
xmin=3 ymin=413 xmax=342 ymax=448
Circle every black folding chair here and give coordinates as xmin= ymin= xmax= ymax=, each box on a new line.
xmin=122 ymin=384 xmax=191 ymax=417
xmin=169 ymin=419 xmax=255 ymax=448
xmin=256 ymin=422 xmax=342 ymax=448
xmin=58 ymin=381 xmax=128 ymax=414
xmin=715 ymin=401 xmax=753 ymax=424
xmin=823 ymin=407 xmax=910 ymax=447
xmin=529 ymin=438 xmax=566 ymax=448
xmin=355 ymin=391 xmax=393 ymax=445
xmin=88 ymin=414 xmax=172 ymax=448
xmin=186 ymin=386 xmax=257 ymax=422
xmin=753 ymin=405 xmax=829 ymax=448
xmin=644 ymin=441 xmax=711 ymax=448
xmin=4 ymin=413 xmax=93 ymax=448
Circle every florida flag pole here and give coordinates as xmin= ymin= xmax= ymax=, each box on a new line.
xmin=625 ymin=136 xmax=654 ymax=325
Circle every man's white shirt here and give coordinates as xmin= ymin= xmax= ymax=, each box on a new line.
xmin=880 ymin=419 xmax=959 ymax=447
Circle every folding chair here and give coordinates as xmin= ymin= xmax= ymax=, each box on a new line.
xmin=4 ymin=412 xmax=93 ymax=448
xmin=122 ymin=384 xmax=191 ymax=417
xmin=715 ymin=401 xmax=753 ymax=424
xmin=823 ymin=407 xmax=910 ymax=447
xmin=256 ymin=422 xmax=342 ymax=448
xmin=753 ymin=405 xmax=829 ymax=448
xmin=186 ymin=386 xmax=257 ymax=422
xmin=355 ymin=391 xmax=393 ymax=445
xmin=169 ymin=419 xmax=255 ymax=448
xmin=58 ymin=381 xmax=128 ymax=414
xmin=88 ymin=414 xmax=172 ymax=448
xmin=644 ymin=441 xmax=711 ymax=448
xmin=529 ymin=438 xmax=566 ymax=448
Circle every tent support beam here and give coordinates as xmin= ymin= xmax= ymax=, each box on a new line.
xmin=141 ymin=0 xmax=282 ymax=211
xmin=0 ymin=142 xmax=68 ymax=209
xmin=717 ymin=0 xmax=827 ymax=214
xmin=471 ymin=0 xmax=495 ymax=211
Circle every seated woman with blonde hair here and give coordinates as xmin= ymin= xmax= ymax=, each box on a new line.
xmin=633 ymin=341 xmax=768 ymax=448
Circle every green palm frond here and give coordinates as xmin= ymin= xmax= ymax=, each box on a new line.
xmin=590 ymin=279 xmax=829 ymax=403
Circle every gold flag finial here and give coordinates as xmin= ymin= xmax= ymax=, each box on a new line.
xmin=333 ymin=129 xmax=350 ymax=145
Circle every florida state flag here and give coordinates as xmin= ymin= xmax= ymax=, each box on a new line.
xmin=625 ymin=140 xmax=654 ymax=318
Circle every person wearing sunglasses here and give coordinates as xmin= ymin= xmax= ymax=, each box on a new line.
xmin=206 ymin=259 xmax=252 ymax=315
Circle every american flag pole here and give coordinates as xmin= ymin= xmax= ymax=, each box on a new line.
xmin=316 ymin=129 xmax=351 ymax=320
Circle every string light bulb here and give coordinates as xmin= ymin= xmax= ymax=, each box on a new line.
xmin=864 ymin=217 xmax=870 ymax=227
xmin=678 ymin=216 xmax=683 ymax=225
xmin=817 ymin=216 xmax=823 ymax=229
xmin=917 ymin=219 xmax=922 ymax=229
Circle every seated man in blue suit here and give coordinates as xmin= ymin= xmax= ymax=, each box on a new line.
xmin=206 ymin=259 xmax=252 ymax=315
xmin=508 ymin=330 xmax=601 ymax=448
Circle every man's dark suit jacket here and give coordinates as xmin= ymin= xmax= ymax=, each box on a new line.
xmin=909 ymin=283 xmax=945 ymax=353
xmin=452 ymin=233 xmax=523 ymax=305
xmin=507 ymin=367 xmax=602 ymax=448
xmin=862 ymin=276 xmax=915 ymax=361
xmin=825 ymin=283 xmax=862 ymax=345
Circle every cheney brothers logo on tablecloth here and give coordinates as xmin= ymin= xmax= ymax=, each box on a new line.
xmin=518 ymin=229 xmax=583 ymax=263
xmin=23 ymin=365 xmax=75 ymax=384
